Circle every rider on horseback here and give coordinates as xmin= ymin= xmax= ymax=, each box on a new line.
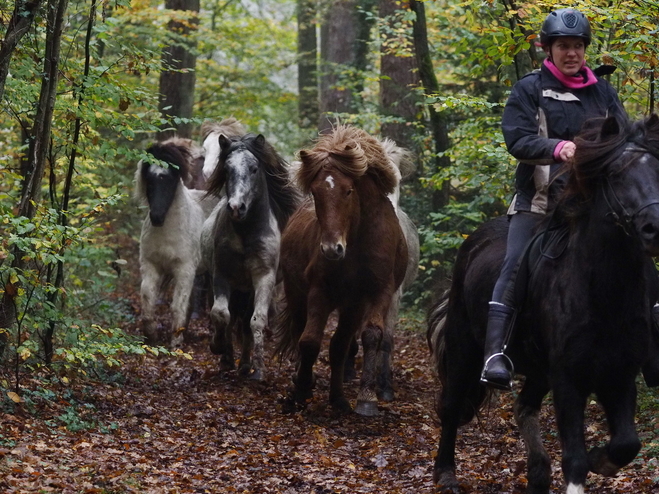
xmin=480 ymin=8 xmax=659 ymax=390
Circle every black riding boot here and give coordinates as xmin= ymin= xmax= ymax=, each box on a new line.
xmin=481 ymin=302 xmax=516 ymax=391
xmin=642 ymin=304 xmax=659 ymax=387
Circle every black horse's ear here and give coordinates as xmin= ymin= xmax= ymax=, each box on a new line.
xmin=218 ymin=133 xmax=232 ymax=150
xmin=600 ymin=117 xmax=620 ymax=139
xmin=648 ymin=113 xmax=659 ymax=126
xmin=254 ymin=134 xmax=266 ymax=148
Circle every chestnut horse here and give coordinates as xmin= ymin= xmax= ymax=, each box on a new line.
xmin=275 ymin=125 xmax=408 ymax=415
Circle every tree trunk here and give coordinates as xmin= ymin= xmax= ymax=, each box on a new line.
xmin=19 ymin=0 xmax=68 ymax=219
xmin=1 ymin=0 xmax=68 ymax=360
xmin=0 ymin=0 xmax=43 ymax=102
xmin=410 ymin=0 xmax=450 ymax=209
xmin=158 ymin=0 xmax=200 ymax=140
xmin=297 ymin=0 xmax=318 ymax=129
xmin=379 ymin=0 xmax=420 ymax=156
xmin=318 ymin=0 xmax=374 ymax=132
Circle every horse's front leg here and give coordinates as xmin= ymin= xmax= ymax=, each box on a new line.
xmin=209 ymin=275 xmax=234 ymax=371
xmin=249 ymin=267 xmax=278 ymax=381
xmin=589 ymin=375 xmax=641 ymax=477
xmin=294 ymin=286 xmax=332 ymax=405
xmin=169 ymin=261 xmax=197 ymax=347
xmin=514 ymin=376 xmax=551 ymax=494
xmin=329 ymin=307 xmax=365 ymax=413
xmin=139 ymin=261 xmax=163 ymax=345
xmin=552 ymin=379 xmax=589 ymax=494
xmin=377 ymin=286 xmax=402 ymax=402
xmin=355 ymin=290 xmax=393 ymax=416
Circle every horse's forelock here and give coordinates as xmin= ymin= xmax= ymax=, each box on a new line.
xmin=298 ymin=125 xmax=399 ymax=195
xmin=200 ymin=117 xmax=246 ymax=141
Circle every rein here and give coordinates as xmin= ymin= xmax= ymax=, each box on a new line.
xmin=602 ymin=144 xmax=659 ymax=236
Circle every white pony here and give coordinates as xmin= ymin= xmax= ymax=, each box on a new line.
xmin=135 ymin=138 xmax=217 ymax=347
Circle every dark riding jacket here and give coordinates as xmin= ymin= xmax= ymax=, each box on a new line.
xmin=502 ymin=62 xmax=626 ymax=214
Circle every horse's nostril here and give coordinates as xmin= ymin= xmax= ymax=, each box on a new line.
xmin=336 ymin=244 xmax=344 ymax=255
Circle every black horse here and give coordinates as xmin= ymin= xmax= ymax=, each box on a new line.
xmin=428 ymin=115 xmax=659 ymax=494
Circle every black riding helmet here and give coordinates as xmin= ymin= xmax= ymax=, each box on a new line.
xmin=540 ymin=8 xmax=591 ymax=47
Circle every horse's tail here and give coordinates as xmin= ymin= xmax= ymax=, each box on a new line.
xmin=273 ymin=297 xmax=301 ymax=361
xmin=427 ymin=289 xmax=450 ymax=385
xmin=380 ymin=137 xmax=416 ymax=180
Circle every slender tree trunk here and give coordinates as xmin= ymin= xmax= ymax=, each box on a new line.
xmin=0 ymin=0 xmax=44 ymax=101
xmin=379 ymin=0 xmax=420 ymax=155
xmin=0 ymin=0 xmax=68 ymax=360
xmin=158 ymin=0 xmax=200 ymax=140
xmin=19 ymin=0 xmax=68 ymax=219
xmin=297 ymin=0 xmax=318 ymax=129
xmin=410 ymin=0 xmax=450 ymax=209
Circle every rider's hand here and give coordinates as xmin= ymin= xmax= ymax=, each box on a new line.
xmin=559 ymin=141 xmax=576 ymax=162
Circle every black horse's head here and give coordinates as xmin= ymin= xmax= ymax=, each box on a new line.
xmin=137 ymin=141 xmax=190 ymax=227
xmin=563 ymin=114 xmax=659 ymax=255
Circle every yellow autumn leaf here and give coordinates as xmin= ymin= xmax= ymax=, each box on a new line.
xmin=7 ymin=391 xmax=21 ymax=403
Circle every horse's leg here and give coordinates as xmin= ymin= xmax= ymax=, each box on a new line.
xmin=230 ymin=291 xmax=252 ymax=376
xmin=376 ymin=286 xmax=402 ymax=402
xmin=294 ymin=287 xmax=332 ymax=404
xmin=343 ymin=335 xmax=358 ymax=382
xmin=249 ymin=267 xmax=277 ymax=381
xmin=552 ymin=381 xmax=589 ymax=494
xmin=355 ymin=291 xmax=392 ymax=416
xmin=209 ymin=275 xmax=234 ymax=370
xmin=588 ymin=378 xmax=641 ymax=477
xmin=169 ymin=262 xmax=196 ymax=347
xmin=513 ymin=376 xmax=551 ymax=494
xmin=433 ymin=315 xmax=484 ymax=493
xmin=139 ymin=262 xmax=163 ymax=345
xmin=329 ymin=307 xmax=364 ymax=413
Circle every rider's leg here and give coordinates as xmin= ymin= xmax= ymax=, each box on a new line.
xmin=642 ymin=259 xmax=659 ymax=387
xmin=481 ymin=211 xmax=542 ymax=390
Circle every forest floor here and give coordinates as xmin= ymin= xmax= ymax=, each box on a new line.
xmin=2 ymin=251 xmax=659 ymax=493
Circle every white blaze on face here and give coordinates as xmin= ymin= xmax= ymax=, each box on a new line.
xmin=325 ymin=175 xmax=335 ymax=189
xmin=566 ymin=483 xmax=585 ymax=494
xmin=227 ymin=151 xmax=252 ymax=210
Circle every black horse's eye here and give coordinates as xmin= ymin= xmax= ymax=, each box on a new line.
xmin=346 ymin=188 xmax=353 ymax=196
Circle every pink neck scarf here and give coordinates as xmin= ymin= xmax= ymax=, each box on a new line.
xmin=544 ymin=59 xmax=597 ymax=89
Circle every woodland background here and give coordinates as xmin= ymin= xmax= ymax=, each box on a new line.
xmin=0 ymin=0 xmax=658 ymax=491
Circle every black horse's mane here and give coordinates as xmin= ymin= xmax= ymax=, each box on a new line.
xmin=207 ymin=133 xmax=301 ymax=230
xmin=144 ymin=141 xmax=190 ymax=182
xmin=552 ymin=114 xmax=659 ymax=222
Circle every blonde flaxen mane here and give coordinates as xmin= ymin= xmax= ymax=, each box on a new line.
xmin=296 ymin=125 xmax=400 ymax=195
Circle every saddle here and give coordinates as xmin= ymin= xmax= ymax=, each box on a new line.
xmin=511 ymin=216 xmax=570 ymax=309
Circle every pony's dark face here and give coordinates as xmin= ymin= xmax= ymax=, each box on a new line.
xmin=222 ymin=142 xmax=263 ymax=222
xmin=142 ymin=162 xmax=181 ymax=227
xmin=310 ymin=167 xmax=359 ymax=260
xmin=610 ymin=148 xmax=659 ymax=256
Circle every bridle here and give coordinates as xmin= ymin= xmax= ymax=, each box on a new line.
xmin=602 ymin=143 xmax=659 ymax=236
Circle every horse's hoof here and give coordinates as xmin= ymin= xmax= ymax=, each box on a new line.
xmin=434 ymin=468 xmax=462 ymax=493
xmin=238 ymin=363 xmax=252 ymax=377
xmin=377 ymin=389 xmax=394 ymax=402
xmin=588 ymin=446 xmax=620 ymax=476
xmin=248 ymin=368 xmax=263 ymax=381
xmin=219 ymin=356 xmax=235 ymax=371
xmin=354 ymin=400 xmax=379 ymax=416
xmin=170 ymin=334 xmax=184 ymax=348
xmin=330 ymin=397 xmax=353 ymax=414
xmin=209 ymin=340 xmax=223 ymax=355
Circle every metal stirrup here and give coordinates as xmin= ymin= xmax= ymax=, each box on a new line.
xmin=480 ymin=352 xmax=515 ymax=384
